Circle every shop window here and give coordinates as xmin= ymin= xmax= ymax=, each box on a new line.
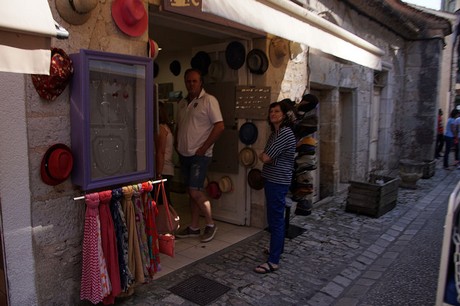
xmin=70 ymin=49 xmax=155 ymax=191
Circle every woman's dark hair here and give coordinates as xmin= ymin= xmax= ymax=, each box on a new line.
xmin=450 ymin=109 xmax=459 ymax=118
xmin=268 ymin=101 xmax=294 ymax=131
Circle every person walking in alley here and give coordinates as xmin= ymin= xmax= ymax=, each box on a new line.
xmin=254 ymin=101 xmax=296 ymax=274
xmin=175 ymin=68 xmax=224 ymax=242
xmin=435 ymin=108 xmax=444 ymax=159
xmin=443 ymin=108 xmax=459 ymax=169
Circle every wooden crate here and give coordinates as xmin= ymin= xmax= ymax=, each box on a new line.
xmin=345 ymin=176 xmax=400 ymax=218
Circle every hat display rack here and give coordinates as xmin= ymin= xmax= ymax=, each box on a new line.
xmin=289 ymin=93 xmax=319 ymax=216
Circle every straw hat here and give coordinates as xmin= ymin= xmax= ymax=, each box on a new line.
xmin=239 ymin=147 xmax=258 ymax=168
xmin=218 ymin=176 xmax=233 ymax=193
xmin=40 ymin=144 xmax=74 ymax=186
xmin=269 ymin=37 xmax=289 ymax=68
xmin=112 ymin=0 xmax=148 ymax=37
xmin=56 ymin=0 xmax=98 ymax=25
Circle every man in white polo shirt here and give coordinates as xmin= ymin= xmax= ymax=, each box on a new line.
xmin=175 ymin=68 xmax=224 ymax=242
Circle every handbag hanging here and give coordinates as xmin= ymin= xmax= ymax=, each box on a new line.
xmin=155 ymin=182 xmax=180 ymax=234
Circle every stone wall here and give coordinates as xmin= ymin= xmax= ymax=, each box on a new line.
xmin=28 ymin=1 xmax=149 ymax=304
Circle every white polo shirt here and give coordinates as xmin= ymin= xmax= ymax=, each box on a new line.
xmin=176 ymin=89 xmax=223 ymax=157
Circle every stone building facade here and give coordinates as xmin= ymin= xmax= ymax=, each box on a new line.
xmin=0 ymin=0 xmax=454 ymax=305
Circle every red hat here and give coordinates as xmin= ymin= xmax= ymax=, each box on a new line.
xmin=148 ymin=38 xmax=159 ymax=60
xmin=206 ymin=181 xmax=222 ymax=199
xmin=112 ymin=0 xmax=148 ymax=37
xmin=40 ymin=144 xmax=74 ymax=186
xmin=31 ymin=48 xmax=73 ymax=101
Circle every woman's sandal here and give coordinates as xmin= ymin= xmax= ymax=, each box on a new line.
xmin=254 ymin=262 xmax=279 ymax=274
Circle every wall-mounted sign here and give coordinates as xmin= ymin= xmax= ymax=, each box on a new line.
xmin=163 ymin=0 xmax=201 ymax=17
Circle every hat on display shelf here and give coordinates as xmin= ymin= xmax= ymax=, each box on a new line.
xmin=239 ymin=122 xmax=258 ymax=145
xmin=31 ymin=48 xmax=74 ymax=101
xmin=112 ymin=0 xmax=148 ymax=37
xmin=56 ymin=0 xmax=98 ymax=25
xmin=40 ymin=143 xmax=74 ymax=186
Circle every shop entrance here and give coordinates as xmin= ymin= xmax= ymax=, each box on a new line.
xmin=149 ymin=7 xmax=260 ymax=226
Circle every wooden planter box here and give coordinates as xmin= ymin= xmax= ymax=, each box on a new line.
xmin=346 ymin=175 xmax=400 ymax=218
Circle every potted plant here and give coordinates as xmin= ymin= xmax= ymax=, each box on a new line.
xmin=345 ymin=160 xmax=400 ymax=218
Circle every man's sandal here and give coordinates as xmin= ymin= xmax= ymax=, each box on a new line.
xmin=254 ymin=262 xmax=279 ymax=274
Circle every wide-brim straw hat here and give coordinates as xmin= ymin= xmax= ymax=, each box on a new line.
xmin=208 ymin=60 xmax=224 ymax=82
xmin=239 ymin=147 xmax=258 ymax=168
xmin=269 ymin=37 xmax=289 ymax=68
xmin=56 ymin=0 xmax=98 ymax=25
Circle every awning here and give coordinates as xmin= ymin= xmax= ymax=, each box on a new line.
xmin=0 ymin=0 xmax=69 ymax=75
xmin=202 ymin=0 xmax=384 ymax=70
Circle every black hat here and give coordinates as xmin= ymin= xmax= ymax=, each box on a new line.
xmin=246 ymin=49 xmax=269 ymax=75
xmin=225 ymin=41 xmax=246 ymax=70
xmin=153 ymin=62 xmax=159 ymax=78
xmin=191 ymin=51 xmax=211 ymax=75
xmin=239 ymin=122 xmax=258 ymax=145
xmin=169 ymin=60 xmax=181 ymax=76
xmin=248 ymin=168 xmax=265 ymax=190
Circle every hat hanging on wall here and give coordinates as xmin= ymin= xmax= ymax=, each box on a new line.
xmin=246 ymin=49 xmax=269 ymax=75
xmin=148 ymin=39 xmax=160 ymax=60
xmin=269 ymin=37 xmax=289 ymax=68
xmin=247 ymin=168 xmax=265 ymax=190
xmin=206 ymin=181 xmax=222 ymax=199
xmin=40 ymin=143 xmax=74 ymax=186
xmin=239 ymin=147 xmax=258 ymax=168
xmin=169 ymin=60 xmax=181 ymax=76
xmin=31 ymin=48 xmax=74 ymax=101
xmin=218 ymin=176 xmax=233 ymax=193
xmin=289 ymin=41 xmax=304 ymax=60
xmin=56 ymin=0 xmax=98 ymax=25
xmin=190 ymin=51 xmax=211 ymax=75
xmin=208 ymin=60 xmax=224 ymax=83
xmin=112 ymin=0 xmax=148 ymax=37
xmin=239 ymin=122 xmax=258 ymax=145
xmin=225 ymin=41 xmax=246 ymax=70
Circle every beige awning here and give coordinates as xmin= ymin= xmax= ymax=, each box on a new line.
xmin=202 ymin=0 xmax=384 ymax=70
xmin=0 ymin=0 xmax=69 ymax=74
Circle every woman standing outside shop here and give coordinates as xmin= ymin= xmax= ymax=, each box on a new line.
xmin=254 ymin=101 xmax=296 ymax=274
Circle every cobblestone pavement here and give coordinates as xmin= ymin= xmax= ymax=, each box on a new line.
xmin=113 ymin=160 xmax=459 ymax=306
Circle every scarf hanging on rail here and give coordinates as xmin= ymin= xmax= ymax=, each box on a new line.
xmin=142 ymin=181 xmax=161 ymax=276
xmin=80 ymin=193 xmax=111 ymax=304
xmin=132 ymin=184 xmax=151 ymax=278
xmin=121 ymin=186 xmax=145 ymax=285
xmin=110 ymin=188 xmax=134 ymax=292
xmin=98 ymin=190 xmax=121 ymax=304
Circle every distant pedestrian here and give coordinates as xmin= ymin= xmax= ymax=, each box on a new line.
xmin=443 ymin=109 xmax=459 ymax=169
xmin=435 ymin=108 xmax=444 ymax=159
xmin=254 ymin=101 xmax=296 ymax=274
